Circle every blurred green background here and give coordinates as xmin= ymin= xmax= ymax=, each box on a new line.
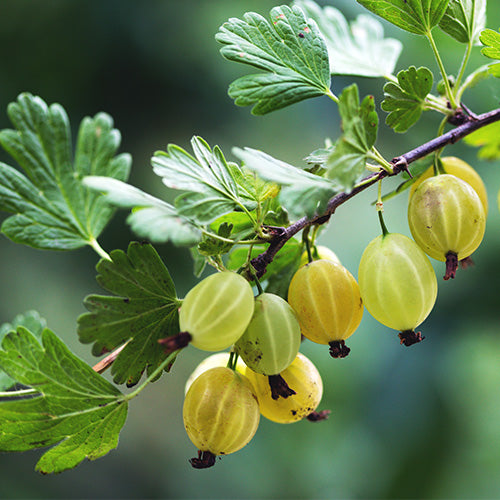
xmin=0 ymin=1 xmax=500 ymax=498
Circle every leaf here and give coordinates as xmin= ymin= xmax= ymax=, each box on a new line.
xmin=227 ymin=239 xmax=302 ymax=299
xmin=381 ymin=66 xmax=434 ymax=133
xmin=232 ymin=147 xmax=338 ymax=219
xmin=83 ymin=176 xmax=201 ymax=247
xmin=356 ymin=0 xmax=451 ymax=35
xmin=0 ymin=328 xmax=127 ymax=473
xmin=439 ymin=0 xmax=486 ymax=44
xmin=480 ymin=29 xmax=500 ymax=77
xmin=0 ymin=93 xmax=131 ymax=251
xmin=216 ymin=5 xmax=331 ymax=114
xmin=197 ymin=222 xmax=235 ymax=257
xmin=294 ymin=0 xmax=402 ymax=78
xmin=77 ymin=242 xmax=181 ymax=387
xmin=0 ymin=311 xmax=47 ymax=391
xmin=152 ymin=137 xmax=255 ymax=224
xmin=464 ymin=122 xmax=500 ymax=159
xmin=325 ymin=84 xmax=379 ymax=190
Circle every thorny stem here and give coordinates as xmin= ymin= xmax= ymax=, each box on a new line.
xmin=92 ymin=342 xmax=129 ymax=374
xmin=251 ymin=107 xmax=500 ymax=278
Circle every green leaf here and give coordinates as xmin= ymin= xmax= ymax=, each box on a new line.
xmin=464 ymin=122 xmax=500 ymax=159
xmin=0 ymin=93 xmax=131 ymax=251
xmin=152 ymin=137 xmax=255 ymax=224
xmin=83 ymin=176 xmax=201 ymax=247
xmin=232 ymin=147 xmax=338 ymax=219
xmin=216 ymin=5 xmax=331 ymax=114
xmin=294 ymin=0 xmax=402 ymax=77
xmin=381 ymin=66 xmax=434 ymax=133
xmin=197 ymin=222 xmax=235 ymax=257
xmin=227 ymin=239 xmax=302 ymax=299
xmin=0 ymin=328 xmax=127 ymax=473
xmin=260 ymin=239 xmax=302 ymax=298
xmin=356 ymin=0 xmax=451 ymax=35
xmin=77 ymin=242 xmax=181 ymax=387
xmin=0 ymin=311 xmax=47 ymax=390
xmin=480 ymin=29 xmax=500 ymax=77
xmin=325 ymin=84 xmax=379 ymax=190
xmin=439 ymin=0 xmax=486 ymax=43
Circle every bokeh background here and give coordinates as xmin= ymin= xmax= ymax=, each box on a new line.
xmin=0 ymin=1 xmax=499 ymax=499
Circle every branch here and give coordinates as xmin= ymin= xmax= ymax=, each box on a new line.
xmin=251 ymin=107 xmax=500 ymax=278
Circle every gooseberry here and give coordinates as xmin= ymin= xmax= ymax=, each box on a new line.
xmin=287 ymin=260 xmax=363 ymax=358
xmin=184 ymin=352 xmax=246 ymax=394
xmin=409 ymin=157 xmax=488 ymax=215
xmin=358 ymin=232 xmax=437 ymax=346
xmin=161 ymin=271 xmax=254 ymax=352
xmin=408 ymin=174 xmax=486 ymax=279
xmin=234 ymin=293 xmax=301 ymax=376
xmin=244 ymin=353 xmax=324 ymax=424
xmin=299 ymin=245 xmax=341 ymax=267
xmin=183 ymin=366 xmax=260 ymax=468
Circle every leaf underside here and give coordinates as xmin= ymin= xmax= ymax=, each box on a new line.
xmin=294 ymin=0 xmax=402 ymax=78
xmin=326 ymin=84 xmax=379 ymax=190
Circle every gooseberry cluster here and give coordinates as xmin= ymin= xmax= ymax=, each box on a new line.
xmin=168 ymin=156 xmax=489 ymax=469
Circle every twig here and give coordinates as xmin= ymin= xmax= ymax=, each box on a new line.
xmin=92 ymin=342 xmax=129 ymax=374
xmin=251 ymin=107 xmax=500 ymax=278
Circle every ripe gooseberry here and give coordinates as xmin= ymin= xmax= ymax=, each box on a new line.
xmin=160 ymin=271 xmax=254 ymax=352
xmin=244 ymin=352 xmax=326 ymax=424
xmin=287 ymin=260 xmax=363 ymax=358
xmin=183 ymin=366 xmax=260 ymax=468
xmin=409 ymin=156 xmax=488 ymax=215
xmin=184 ymin=352 xmax=246 ymax=394
xmin=299 ymin=245 xmax=341 ymax=267
xmin=358 ymin=232 xmax=437 ymax=346
xmin=408 ymin=174 xmax=486 ymax=280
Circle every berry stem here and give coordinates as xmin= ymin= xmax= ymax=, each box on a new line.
xmin=250 ymin=107 xmax=500 ymax=279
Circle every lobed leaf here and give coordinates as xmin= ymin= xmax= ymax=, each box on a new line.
xmin=356 ymin=0 xmax=451 ymax=35
xmin=325 ymin=85 xmax=379 ymax=190
xmin=78 ymin=242 xmax=181 ymax=386
xmin=0 ymin=311 xmax=47 ymax=391
xmin=232 ymin=147 xmax=338 ymax=219
xmin=152 ymin=136 xmax=256 ymax=225
xmin=294 ymin=0 xmax=402 ymax=78
xmin=480 ymin=29 xmax=500 ymax=77
xmin=382 ymin=66 xmax=434 ymax=133
xmin=0 ymin=93 xmax=131 ymax=251
xmin=0 ymin=328 xmax=127 ymax=474
xmin=216 ymin=5 xmax=331 ymax=114
xmin=439 ymin=0 xmax=486 ymax=44
xmin=83 ymin=176 xmax=201 ymax=247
